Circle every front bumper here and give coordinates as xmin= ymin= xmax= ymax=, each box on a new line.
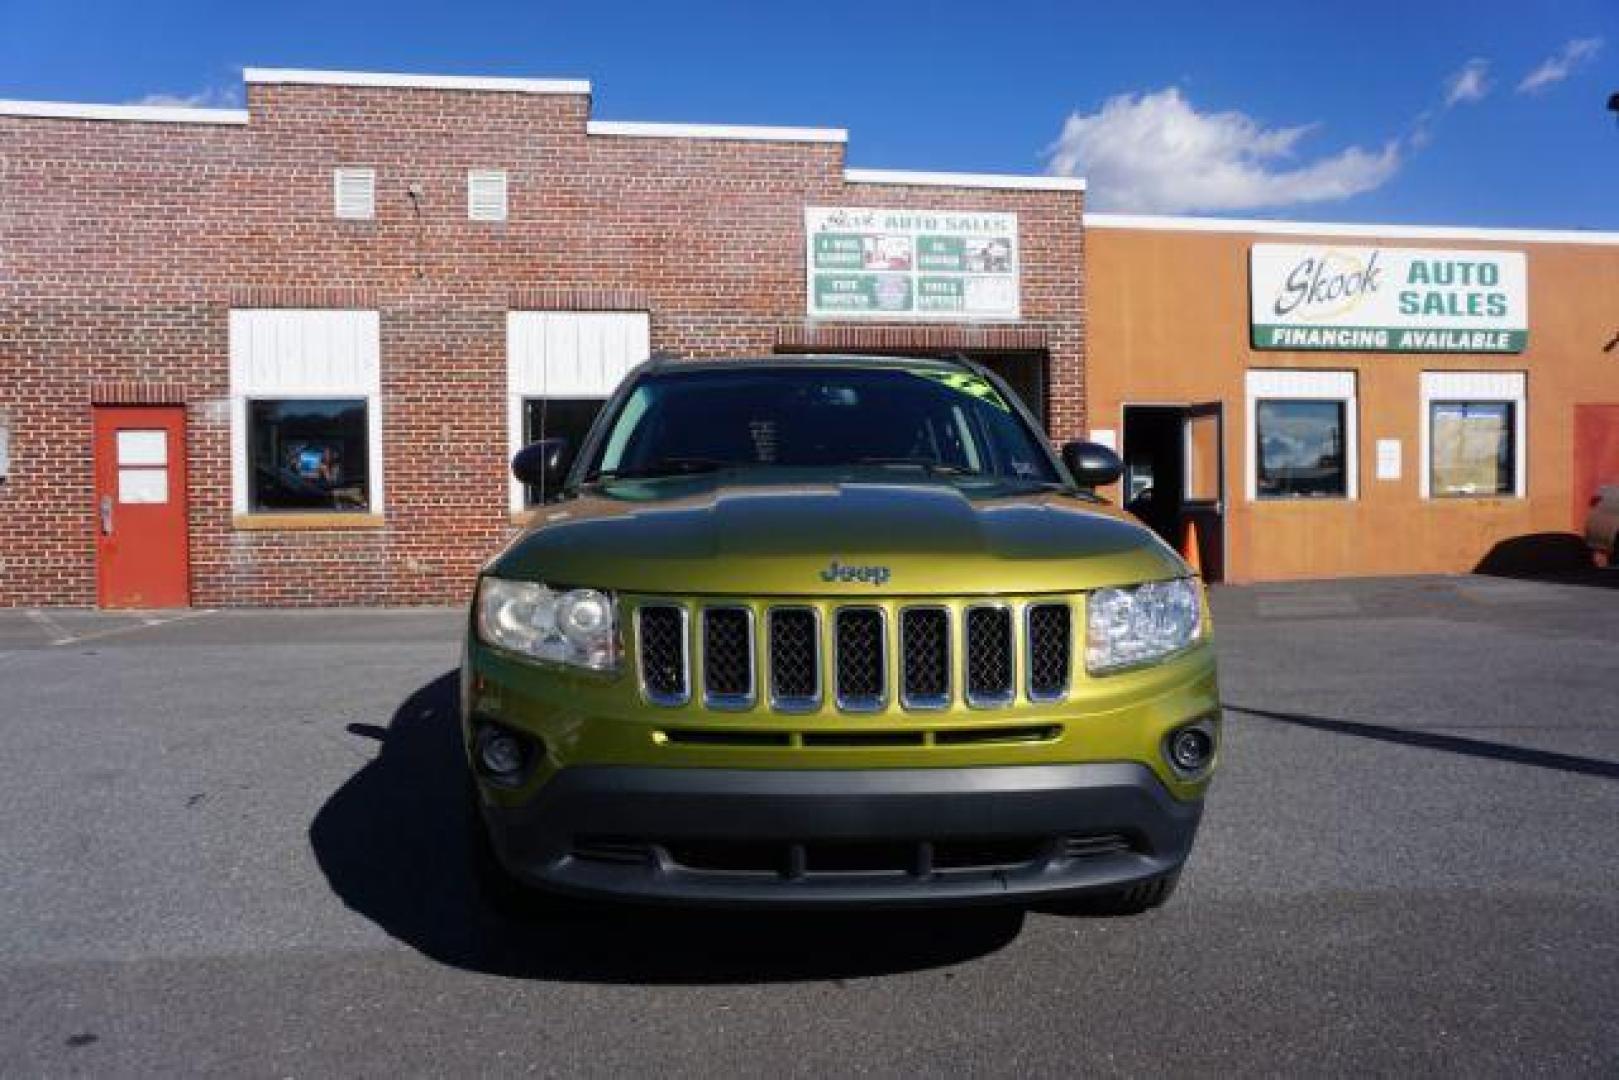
xmin=477 ymin=762 xmax=1202 ymax=908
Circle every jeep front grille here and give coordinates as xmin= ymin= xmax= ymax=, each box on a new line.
xmin=899 ymin=606 xmax=950 ymax=709
xmin=767 ymin=607 xmax=820 ymax=710
xmin=701 ymin=606 xmax=754 ymax=708
xmin=634 ymin=598 xmax=1073 ymax=714
xmin=964 ymin=605 xmax=1014 ymax=707
xmin=1025 ymin=602 xmax=1072 ymax=702
xmin=833 ymin=607 xmax=887 ymax=711
xmin=636 ymin=604 xmax=689 ymax=706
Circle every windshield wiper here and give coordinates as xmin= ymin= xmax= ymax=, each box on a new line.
xmin=852 ymin=456 xmax=980 ymax=476
xmin=596 ymin=456 xmax=736 ymax=481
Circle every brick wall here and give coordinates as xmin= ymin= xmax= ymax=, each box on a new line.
xmin=0 ymin=81 xmax=1086 ymax=607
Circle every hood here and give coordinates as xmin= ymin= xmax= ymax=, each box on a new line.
xmin=489 ymin=475 xmax=1187 ymax=596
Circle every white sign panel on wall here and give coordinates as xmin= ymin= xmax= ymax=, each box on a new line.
xmin=805 ymin=206 xmax=1020 ymax=320
xmin=1376 ymin=438 xmax=1402 ymax=481
xmin=1249 ymin=244 xmax=1528 ymax=353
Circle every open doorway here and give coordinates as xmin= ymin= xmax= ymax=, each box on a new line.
xmin=1123 ymin=403 xmax=1226 ymax=582
xmin=976 ymin=351 xmax=1045 ymax=424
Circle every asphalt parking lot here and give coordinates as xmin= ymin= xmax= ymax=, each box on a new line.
xmin=1 ymin=576 xmax=1616 ymax=1076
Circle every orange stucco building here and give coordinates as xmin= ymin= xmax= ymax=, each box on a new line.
xmin=1084 ymin=213 xmax=1619 ymax=583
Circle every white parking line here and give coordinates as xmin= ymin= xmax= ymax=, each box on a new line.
xmin=56 ymin=609 xmax=218 ymax=646
xmin=24 ymin=609 xmax=75 ymax=646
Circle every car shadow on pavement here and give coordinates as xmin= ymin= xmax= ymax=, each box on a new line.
xmin=1226 ymin=704 xmax=1619 ymax=780
xmin=309 ymin=672 xmax=1025 ymax=984
xmin=1473 ymin=532 xmax=1619 ymax=589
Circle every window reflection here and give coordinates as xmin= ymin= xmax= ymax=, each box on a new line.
xmin=248 ymin=399 xmax=370 ymax=512
xmin=1256 ymin=399 xmax=1347 ymax=499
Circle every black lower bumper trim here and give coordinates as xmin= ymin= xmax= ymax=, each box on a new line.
xmin=478 ymin=763 xmax=1202 ymax=908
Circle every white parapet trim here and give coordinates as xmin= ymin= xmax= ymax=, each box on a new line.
xmin=1085 ymin=212 xmax=1619 ymax=247
xmin=586 ymin=119 xmax=848 ymax=143
xmin=243 ymin=67 xmax=591 ymax=95
xmin=0 ymin=99 xmax=249 ymax=124
xmin=845 ymin=168 xmax=1087 ymax=192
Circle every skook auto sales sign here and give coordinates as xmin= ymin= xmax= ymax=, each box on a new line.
xmin=805 ymin=207 xmax=1019 ymax=320
xmin=1250 ymin=244 xmax=1527 ymax=352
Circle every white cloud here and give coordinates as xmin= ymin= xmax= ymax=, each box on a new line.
xmin=127 ymin=85 xmax=242 ymax=109
xmin=1044 ymin=88 xmax=1401 ymax=213
xmin=1444 ymin=59 xmax=1492 ymax=106
xmin=1408 ymin=108 xmax=1437 ymax=149
xmin=1517 ymin=37 xmax=1604 ymax=94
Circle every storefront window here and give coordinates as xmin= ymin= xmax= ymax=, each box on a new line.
xmin=522 ymin=398 xmax=604 ymax=504
xmin=1430 ymin=401 xmax=1515 ymax=497
xmin=247 ymin=399 xmax=370 ymax=512
xmin=1255 ymin=399 xmax=1348 ymax=499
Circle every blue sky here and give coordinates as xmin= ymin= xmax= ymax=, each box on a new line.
xmin=3 ymin=0 xmax=1616 ymax=227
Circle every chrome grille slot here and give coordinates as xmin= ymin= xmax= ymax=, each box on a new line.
xmin=639 ymin=595 xmax=1077 ymax=715
xmin=637 ymin=604 xmax=689 ymax=706
xmin=934 ymin=723 xmax=1060 ymax=746
xmin=572 ymin=837 xmax=655 ymax=865
xmin=932 ymin=838 xmax=1049 ymax=871
xmin=701 ymin=606 xmax=755 ymax=709
xmin=767 ymin=607 xmax=820 ymax=710
xmin=1025 ymin=602 xmax=1072 ymax=702
xmin=834 ymin=606 xmax=887 ymax=711
xmin=965 ymin=605 xmax=1015 ymax=707
xmin=1063 ymin=833 xmax=1133 ymax=859
xmin=660 ymin=728 xmax=791 ymax=747
xmin=899 ymin=606 xmax=951 ymax=710
xmin=802 ymin=730 xmax=925 ymax=747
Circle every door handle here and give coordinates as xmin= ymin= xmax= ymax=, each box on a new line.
xmin=100 ymin=494 xmax=114 ymax=536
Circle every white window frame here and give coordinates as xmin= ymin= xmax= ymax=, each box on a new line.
xmin=333 ymin=167 xmax=376 ymax=220
xmin=228 ymin=309 xmax=384 ymax=517
xmin=467 ymin=169 xmax=509 ymax=222
xmin=1245 ymin=369 xmax=1359 ymax=502
xmin=506 ymin=311 xmax=650 ymax=513
xmin=1419 ymin=371 xmax=1526 ymax=499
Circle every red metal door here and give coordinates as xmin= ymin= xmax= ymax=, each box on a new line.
xmin=93 ymin=406 xmax=190 ymax=608
xmin=1573 ymin=404 xmax=1619 ymax=530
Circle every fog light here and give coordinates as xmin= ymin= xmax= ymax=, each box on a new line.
xmin=474 ymin=723 xmax=535 ymax=784
xmin=1165 ymin=725 xmax=1215 ymax=777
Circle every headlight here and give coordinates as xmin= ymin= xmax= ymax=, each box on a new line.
xmin=476 ymin=578 xmax=619 ymax=672
xmin=1085 ymin=577 xmax=1203 ymax=675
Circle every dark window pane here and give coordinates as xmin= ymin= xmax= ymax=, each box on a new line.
xmin=523 ymin=398 xmax=605 ymax=504
xmin=1431 ymin=401 xmax=1514 ymax=497
xmin=1256 ymin=399 xmax=1348 ymax=499
xmin=248 ymin=399 xmax=369 ymax=512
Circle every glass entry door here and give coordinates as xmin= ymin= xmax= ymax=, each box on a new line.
xmin=1181 ymin=402 xmax=1225 ymax=582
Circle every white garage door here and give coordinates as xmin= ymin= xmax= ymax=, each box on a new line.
xmin=506 ymin=311 xmax=650 ymax=511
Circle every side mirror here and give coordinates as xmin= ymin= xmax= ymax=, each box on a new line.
xmin=512 ymin=438 xmax=571 ymax=498
xmin=1061 ymin=440 xmax=1124 ymax=489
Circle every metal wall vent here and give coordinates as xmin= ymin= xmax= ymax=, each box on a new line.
xmin=333 ymin=167 xmax=376 ymax=220
xmin=467 ymin=170 xmax=508 ymax=222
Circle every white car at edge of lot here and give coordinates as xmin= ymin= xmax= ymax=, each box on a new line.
xmin=1585 ymin=483 xmax=1619 ymax=567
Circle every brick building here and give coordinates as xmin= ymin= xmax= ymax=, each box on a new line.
xmin=7 ymin=66 xmax=1616 ymax=605
xmin=0 ymin=68 xmax=1087 ymax=607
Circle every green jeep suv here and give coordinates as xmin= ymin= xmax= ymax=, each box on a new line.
xmin=462 ymin=356 xmax=1218 ymax=912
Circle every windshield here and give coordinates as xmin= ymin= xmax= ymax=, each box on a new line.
xmin=585 ymin=366 xmax=1062 ymax=484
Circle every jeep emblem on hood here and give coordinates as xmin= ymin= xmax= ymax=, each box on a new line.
xmin=820 ymin=560 xmax=892 ymax=586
